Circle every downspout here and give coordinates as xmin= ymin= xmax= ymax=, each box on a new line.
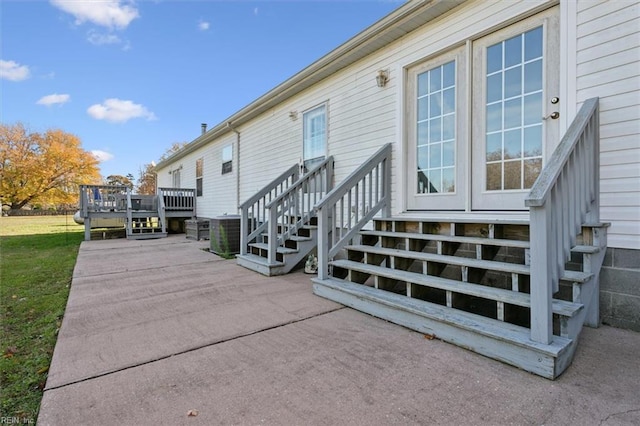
xmin=227 ymin=122 xmax=241 ymax=213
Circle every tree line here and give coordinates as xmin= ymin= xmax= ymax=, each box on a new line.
xmin=0 ymin=123 xmax=183 ymax=212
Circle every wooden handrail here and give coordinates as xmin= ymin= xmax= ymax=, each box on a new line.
xmin=239 ymin=164 xmax=299 ymax=210
xmin=315 ymin=143 xmax=392 ymax=279
xmin=239 ymin=163 xmax=300 ymax=256
xmin=526 ymin=98 xmax=600 ymax=344
xmin=264 ymin=157 xmax=334 ymax=264
xmin=526 ymin=98 xmax=599 ymax=207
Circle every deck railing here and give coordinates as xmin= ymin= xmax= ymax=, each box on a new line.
xmin=79 ymin=185 xmax=128 ymax=216
xmin=239 ymin=164 xmax=300 ymax=256
xmin=80 ymin=185 xmax=195 ymax=215
xmin=264 ymin=157 xmax=334 ymax=264
xmin=525 ymin=97 xmax=600 ymax=344
xmin=158 ymin=187 xmax=196 ymax=211
xmin=315 ymin=143 xmax=392 ymax=280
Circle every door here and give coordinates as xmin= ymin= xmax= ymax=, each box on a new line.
xmin=405 ymin=7 xmax=559 ymax=211
xmin=471 ymin=8 xmax=559 ymax=210
xmin=407 ymin=47 xmax=467 ymax=210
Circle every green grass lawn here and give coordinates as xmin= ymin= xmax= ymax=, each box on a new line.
xmin=0 ymin=215 xmax=84 ymax=420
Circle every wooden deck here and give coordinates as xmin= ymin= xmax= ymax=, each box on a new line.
xmin=78 ymin=185 xmax=196 ymax=240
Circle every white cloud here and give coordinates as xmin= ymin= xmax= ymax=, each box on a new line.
xmin=87 ymin=30 xmax=121 ymax=46
xmin=198 ymin=20 xmax=210 ymax=31
xmin=36 ymin=93 xmax=71 ymax=106
xmin=87 ymin=98 xmax=157 ymax=123
xmin=0 ymin=60 xmax=31 ymax=81
xmin=50 ymin=0 xmax=139 ymax=30
xmin=92 ymin=150 xmax=114 ymax=162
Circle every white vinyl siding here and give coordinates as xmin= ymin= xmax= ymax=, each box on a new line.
xmin=157 ymin=0 xmax=638 ymax=250
xmin=576 ymin=0 xmax=640 ymax=249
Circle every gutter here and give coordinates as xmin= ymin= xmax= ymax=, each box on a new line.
xmin=227 ymin=122 xmax=241 ymax=212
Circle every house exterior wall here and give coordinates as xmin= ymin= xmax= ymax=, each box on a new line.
xmin=156 ymin=0 xmax=639 ymax=330
xmin=157 ymin=134 xmax=238 ymax=218
xmin=237 ymin=0 xmax=557 ymax=213
xmin=574 ymin=0 xmax=640 ymax=331
xmin=576 ymin=0 xmax=640 ymax=251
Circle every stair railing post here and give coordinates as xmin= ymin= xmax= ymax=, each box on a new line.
xmin=240 ymin=205 xmax=249 ymax=256
xmin=267 ymin=204 xmax=278 ymax=265
xmin=126 ymin=188 xmax=133 ymax=238
xmin=529 ymin=205 xmax=553 ymax=344
xmin=382 ymin=155 xmax=391 ymax=218
xmin=317 ymin=206 xmax=329 ymax=280
xmin=158 ymin=188 xmax=167 ymax=234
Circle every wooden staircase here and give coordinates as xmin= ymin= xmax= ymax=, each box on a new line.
xmin=312 ymin=217 xmax=608 ymax=379
xmin=309 ymin=99 xmax=602 ymax=379
xmin=237 ymin=158 xmax=334 ymax=276
xmin=125 ymin=194 xmax=167 ymax=240
xmin=126 ymin=215 xmax=167 ymax=240
xmin=237 ymin=217 xmax=319 ymax=276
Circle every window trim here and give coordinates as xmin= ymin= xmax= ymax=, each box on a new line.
xmin=221 ymin=144 xmax=233 ymax=175
xmin=196 ymin=157 xmax=203 ymax=197
xmin=302 ymin=102 xmax=328 ymax=171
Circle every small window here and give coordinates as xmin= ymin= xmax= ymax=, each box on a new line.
xmin=171 ymin=168 xmax=181 ymax=188
xmin=196 ymin=158 xmax=203 ymax=196
xmin=221 ymin=145 xmax=232 ymax=175
xmin=303 ymin=104 xmax=327 ymax=171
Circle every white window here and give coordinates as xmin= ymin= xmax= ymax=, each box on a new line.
xmin=171 ymin=168 xmax=181 ymax=188
xmin=221 ymin=145 xmax=232 ymax=175
xmin=196 ymin=158 xmax=203 ymax=196
xmin=416 ymin=60 xmax=457 ymax=194
xmin=303 ymin=104 xmax=327 ymax=171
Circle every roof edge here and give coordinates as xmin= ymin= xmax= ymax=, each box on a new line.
xmin=156 ymin=0 xmax=462 ymax=169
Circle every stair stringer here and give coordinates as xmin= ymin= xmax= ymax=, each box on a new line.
xmin=577 ymin=224 xmax=608 ymax=328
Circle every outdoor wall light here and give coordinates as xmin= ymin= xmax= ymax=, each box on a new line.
xmin=376 ymin=69 xmax=389 ymax=88
xmin=289 ymin=111 xmax=298 ymax=120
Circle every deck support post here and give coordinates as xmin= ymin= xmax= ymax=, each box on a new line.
xmin=84 ymin=217 xmax=91 ymax=241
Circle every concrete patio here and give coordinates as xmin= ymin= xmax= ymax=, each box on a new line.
xmin=38 ymin=235 xmax=640 ymax=425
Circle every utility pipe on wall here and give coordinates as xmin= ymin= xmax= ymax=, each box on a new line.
xmin=227 ymin=122 xmax=241 ymax=213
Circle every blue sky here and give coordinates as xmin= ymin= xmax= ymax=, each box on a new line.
xmin=1 ymin=0 xmax=402 ymax=179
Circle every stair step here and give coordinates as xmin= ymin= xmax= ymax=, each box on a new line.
xmin=236 ymin=253 xmax=286 ymax=276
xmin=127 ymin=232 xmax=168 ymax=240
xmin=360 ymin=230 xmax=530 ymax=249
xmin=261 ymin=233 xmax=313 ymax=242
xmin=249 ymin=242 xmax=299 ymax=255
xmin=582 ymin=222 xmax=611 ymax=228
xmin=572 ymin=245 xmax=600 ymax=254
xmin=236 ymin=253 xmax=284 ymax=267
xmin=346 ymin=244 xmax=530 ymax=274
xmin=330 ymin=259 xmax=583 ymax=318
xmin=343 ymin=245 xmax=592 ymax=284
xmin=312 ymin=277 xmax=574 ymax=379
xmin=561 ymin=270 xmax=592 ymax=283
xmin=374 ymin=216 xmax=530 ymax=225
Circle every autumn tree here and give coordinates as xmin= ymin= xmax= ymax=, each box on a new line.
xmin=105 ymin=174 xmax=134 ymax=190
xmin=137 ymin=163 xmax=156 ymax=195
xmin=158 ymin=142 xmax=187 ymax=162
xmin=0 ymin=123 xmax=101 ymax=210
